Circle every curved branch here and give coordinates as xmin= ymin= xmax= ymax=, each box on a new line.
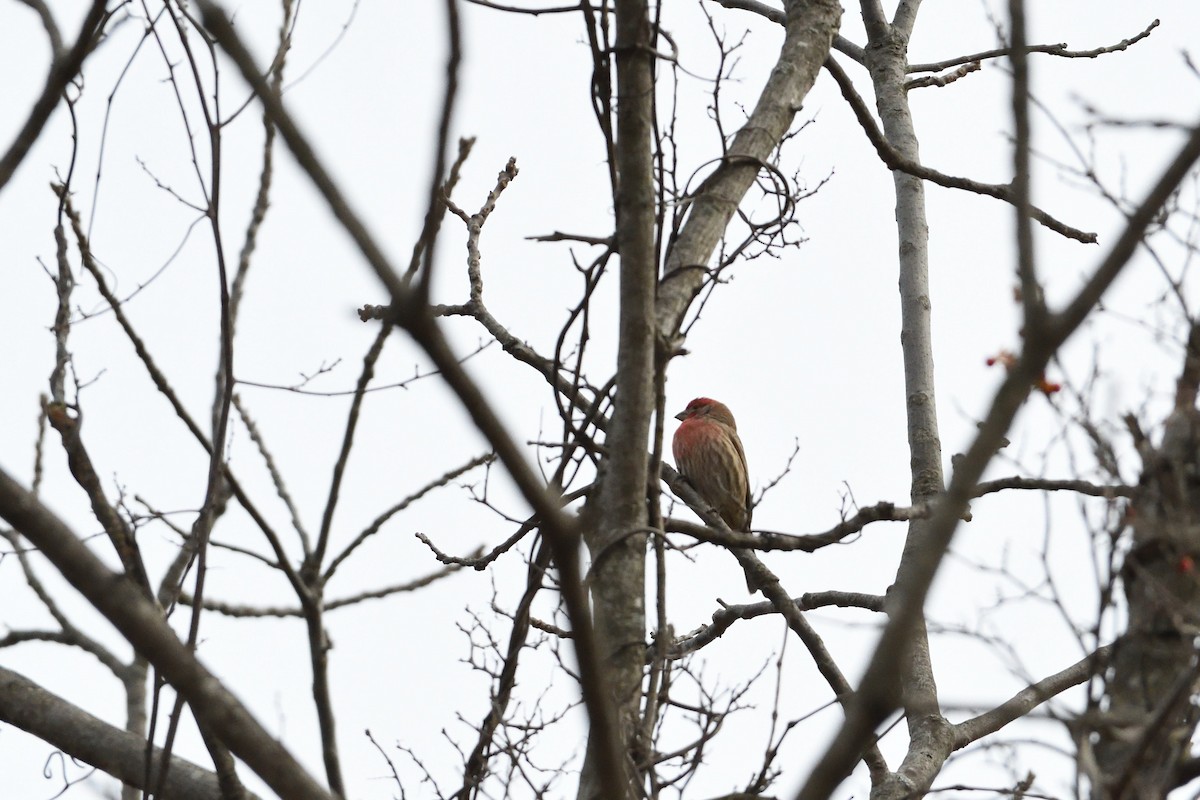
xmin=324 ymin=452 xmax=494 ymax=581
xmin=655 ymin=0 xmax=843 ymax=338
xmin=952 ymin=645 xmax=1111 ymax=749
xmin=0 ymin=0 xmax=107 ymax=194
xmin=0 ymin=665 xmax=259 ymax=800
xmin=16 ymin=0 xmax=63 ymax=57
xmin=664 ymin=467 xmax=890 ymax=781
xmin=666 ymin=500 xmax=922 ymax=551
xmin=823 ymin=55 xmax=1096 ymax=243
xmin=664 ymin=591 xmax=885 ymax=659
xmin=418 ymin=525 xmax=533 ymax=569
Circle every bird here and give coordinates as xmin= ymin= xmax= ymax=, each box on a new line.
xmin=671 ymin=397 xmax=759 ymax=591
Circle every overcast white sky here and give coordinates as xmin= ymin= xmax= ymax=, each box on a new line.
xmin=2 ymin=2 xmax=1199 ymax=798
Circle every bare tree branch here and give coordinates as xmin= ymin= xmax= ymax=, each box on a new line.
xmin=794 ymin=111 xmax=1200 ymax=800
xmin=194 ymin=5 xmax=629 ymax=793
xmin=655 ymin=0 xmax=842 ymax=338
xmin=0 ymin=467 xmax=333 ymax=800
xmin=0 ymin=666 xmax=261 ymax=800
xmin=664 ymin=591 xmax=885 ymax=660
xmin=666 ymin=498 xmax=922 ymax=551
xmin=179 ymin=556 xmax=477 ymax=617
xmin=907 ymin=18 xmax=1159 ymax=73
xmin=0 ymin=1 xmax=108 ymax=193
xmin=952 ymin=645 xmax=1111 ymax=748
xmin=972 ymin=476 xmax=1133 ymax=499
xmin=325 ymin=453 xmax=494 ymax=581
xmin=823 ymin=55 xmax=1096 ymax=243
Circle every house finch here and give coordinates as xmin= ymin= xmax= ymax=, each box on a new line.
xmin=672 ymin=397 xmax=757 ymax=590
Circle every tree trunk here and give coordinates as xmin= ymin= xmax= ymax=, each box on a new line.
xmin=578 ymin=0 xmax=657 ymax=797
xmin=1093 ymin=324 xmax=1200 ymax=799
xmin=861 ymin=3 xmax=953 ymax=795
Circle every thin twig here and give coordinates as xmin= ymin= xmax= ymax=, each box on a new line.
xmin=324 ymin=453 xmax=494 ymax=581
xmin=823 ymin=55 xmax=1096 ymax=243
xmin=233 ymin=394 xmax=312 ymax=550
xmin=908 ymin=19 xmax=1160 ymax=73
xmin=972 ymin=476 xmax=1133 ymax=499
xmin=0 ymin=468 xmax=333 ymax=800
xmin=179 ymin=556 xmax=480 ymax=617
xmin=664 ymin=591 xmax=885 ymax=660
xmin=196 ymin=4 xmax=638 ymax=788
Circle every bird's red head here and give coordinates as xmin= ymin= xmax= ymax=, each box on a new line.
xmin=674 ymin=397 xmax=736 ymax=428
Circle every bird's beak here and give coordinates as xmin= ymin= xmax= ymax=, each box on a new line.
xmin=674 ymin=410 xmax=687 ymax=421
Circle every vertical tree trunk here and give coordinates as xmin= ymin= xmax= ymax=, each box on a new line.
xmin=861 ymin=4 xmax=953 ymax=796
xmin=578 ymin=1 xmax=657 ymax=797
xmin=1094 ymin=324 xmax=1200 ymax=799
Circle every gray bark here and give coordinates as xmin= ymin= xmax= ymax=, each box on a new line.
xmin=1092 ymin=325 xmax=1200 ymax=799
xmin=797 ymin=72 xmax=1200 ymax=800
xmin=582 ymin=2 xmax=844 ymax=795
xmin=0 ymin=665 xmax=259 ymax=800
xmin=655 ymin=0 xmax=843 ymax=338
xmin=578 ymin=1 xmax=657 ymax=797
xmin=859 ymin=3 xmax=955 ymax=797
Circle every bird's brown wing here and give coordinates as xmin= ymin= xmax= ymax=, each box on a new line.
xmin=726 ymin=424 xmax=752 ymax=530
